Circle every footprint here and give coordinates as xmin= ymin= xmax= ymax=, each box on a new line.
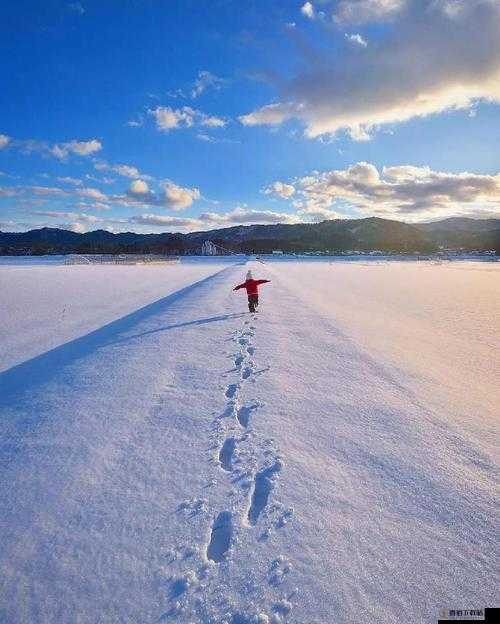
xmin=242 ymin=365 xmax=253 ymax=380
xmin=221 ymin=400 xmax=237 ymax=419
xmin=268 ymin=556 xmax=292 ymax=586
xmin=275 ymin=508 xmax=294 ymax=529
xmin=225 ymin=383 xmax=238 ymax=399
xmin=177 ymin=498 xmax=207 ymax=516
xmin=247 ymin=346 xmax=255 ymax=356
xmin=236 ymin=402 xmax=260 ymax=428
xmin=234 ymin=354 xmax=245 ymax=368
xmin=169 ymin=570 xmax=197 ymax=599
xmin=247 ymin=461 xmax=282 ymax=526
xmin=206 ymin=511 xmax=232 ymax=562
xmin=238 ymin=337 xmax=248 ymax=346
xmin=219 ymin=437 xmax=237 ymax=472
xmin=273 ymin=599 xmax=293 ymax=618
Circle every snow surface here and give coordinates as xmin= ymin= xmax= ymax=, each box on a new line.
xmin=0 ymin=259 xmax=498 ymax=624
xmin=0 ymin=260 xmax=231 ymax=372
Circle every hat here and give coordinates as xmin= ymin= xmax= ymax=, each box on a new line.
xmin=246 ymin=270 xmax=253 ymax=279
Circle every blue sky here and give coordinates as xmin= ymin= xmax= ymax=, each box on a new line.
xmin=1 ymin=0 xmax=499 ymax=233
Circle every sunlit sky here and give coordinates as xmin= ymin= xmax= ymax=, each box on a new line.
xmin=1 ymin=0 xmax=499 ymax=233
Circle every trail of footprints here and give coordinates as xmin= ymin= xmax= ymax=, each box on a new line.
xmin=207 ymin=318 xmax=285 ymax=559
xmin=165 ymin=315 xmax=295 ymax=622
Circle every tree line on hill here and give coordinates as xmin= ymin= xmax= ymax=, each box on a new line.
xmin=0 ymin=217 xmax=498 ymax=256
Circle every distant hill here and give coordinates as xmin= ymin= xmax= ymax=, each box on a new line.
xmin=415 ymin=218 xmax=500 ymax=252
xmin=0 ymin=217 xmax=498 ymax=255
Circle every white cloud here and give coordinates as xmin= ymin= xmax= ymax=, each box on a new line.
xmin=347 ymin=125 xmax=372 ymax=141
xmin=56 ymin=176 xmax=83 ymax=186
xmin=149 ymin=106 xmax=194 ymax=130
xmin=0 ymin=186 xmax=19 ymax=197
xmin=239 ymin=103 xmax=294 ymax=127
xmin=432 ymin=0 xmax=484 ymax=20
xmin=113 ymin=164 xmax=143 ymax=178
xmin=0 ymin=220 xmax=21 ymax=230
xmin=123 ymin=179 xmax=157 ymax=206
xmin=166 ymin=88 xmax=187 ymax=99
xmin=66 ymin=140 xmax=102 ymax=156
xmin=51 ymin=139 xmax=102 ymax=159
xmin=94 ymin=161 xmax=151 ymax=180
xmin=195 ymin=133 xmax=239 ymax=144
xmin=127 ymin=206 xmax=301 ymax=232
xmin=115 ymin=179 xmax=202 ymax=211
xmin=3 ymin=136 xmax=101 ymax=159
xmin=301 ymin=2 xmax=315 ymax=19
xmin=34 ymin=211 xmax=101 ymax=224
xmin=149 ymin=106 xmax=227 ymax=132
xmin=126 ymin=119 xmax=143 ymax=128
xmin=16 ymin=139 xmax=47 ymax=155
xmin=128 ymin=179 xmax=150 ymax=195
xmin=276 ymin=162 xmax=500 ymax=221
xmin=382 ymin=165 xmax=432 ymax=182
xmin=76 ymin=201 xmax=111 ymax=211
xmin=77 ymin=187 xmax=108 ymax=201
xmin=199 ymin=207 xmax=300 ymax=226
xmin=36 ymin=210 xmax=78 ymax=219
xmin=4 ymin=184 xmax=111 ymax=206
xmin=345 ymin=33 xmax=368 ymax=47
xmin=76 ymin=214 xmax=101 ymax=224
xmin=163 ymin=182 xmax=201 ymax=211
xmin=85 ymin=174 xmax=115 ymax=185
xmin=165 ymin=71 xmax=226 ymax=101
xmin=297 ymin=205 xmax=344 ymax=222
xmin=264 ymin=181 xmax=296 ymax=198
xmin=196 ymin=133 xmax=212 ymax=141
xmin=334 ymin=0 xmax=407 ymax=24
xmin=30 ymin=186 xmax=68 ymax=196
xmin=191 ymin=71 xmax=226 ymax=99
xmin=67 ymin=222 xmax=87 ymax=233
xmin=240 ymin=0 xmax=500 ymax=140
xmin=201 ymin=115 xmax=227 ymax=128
xmin=129 ymin=214 xmax=201 ymax=228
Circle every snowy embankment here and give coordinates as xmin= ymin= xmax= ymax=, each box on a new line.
xmin=0 ymin=260 xmax=498 ymax=624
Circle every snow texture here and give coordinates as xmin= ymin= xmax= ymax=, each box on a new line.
xmin=0 ymin=258 xmax=498 ymax=624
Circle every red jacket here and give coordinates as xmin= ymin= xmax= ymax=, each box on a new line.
xmin=234 ymin=278 xmax=270 ymax=296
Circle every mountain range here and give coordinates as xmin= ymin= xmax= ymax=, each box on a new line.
xmin=1 ymin=217 xmax=499 ymax=255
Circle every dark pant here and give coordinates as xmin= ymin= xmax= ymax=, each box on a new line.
xmin=248 ymin=294 xmax=259 ymax=312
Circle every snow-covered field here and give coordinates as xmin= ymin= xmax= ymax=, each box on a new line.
xmin=0 ymin=259 xmax=233 ymax=372
xmin=0 ymin=259 xmax=498 ymax=624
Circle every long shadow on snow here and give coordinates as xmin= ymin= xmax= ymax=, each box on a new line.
xmin=0 ymin=266 xmax=238 ymax=406
xmin=113 ymin=312 xmax=246 ymax=343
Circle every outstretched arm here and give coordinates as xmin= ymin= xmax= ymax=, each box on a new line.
xmin=256 ymin=279 xmax=271 ymax=286
xmin=233 ymin=282 xmax=246 ymax=291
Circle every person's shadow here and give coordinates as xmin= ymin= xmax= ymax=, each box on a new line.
xmin=115 ymin=313 xmax=246 ymax=344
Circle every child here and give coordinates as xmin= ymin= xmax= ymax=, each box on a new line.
xmin=233 ymin=270 xmax=271 ymax=313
